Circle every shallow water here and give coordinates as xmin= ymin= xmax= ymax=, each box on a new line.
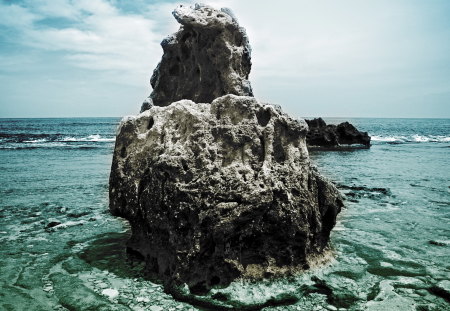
xmin=0 ymin=117 xmax=449 ymax=311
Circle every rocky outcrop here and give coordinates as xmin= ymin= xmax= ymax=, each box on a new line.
xmin=110 ymin=3 xmax=343 ymax=294
xmin=141 ymin=4 xmax=253 ymax=111
xmin=110 ymin=95 xmax=343 ymax=293
xmin=305 ymin=118 xmax=371 ymax=148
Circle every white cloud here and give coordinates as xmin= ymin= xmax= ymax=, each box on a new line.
xmin=2 ymin=0 xmax=395 ymax=86
xmin=0 ymin=0 xmax=175 ymax=86
xmin=0 ymin=3 xmax=38 ymax=27
xmin=29 ymin=0 xmax=81 ymax=19
xmin=0 ymin=0 xmax=449 ymax=117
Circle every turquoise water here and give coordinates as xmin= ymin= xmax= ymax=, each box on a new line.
xmin=0 ymin=117 xmax=449 ymax=310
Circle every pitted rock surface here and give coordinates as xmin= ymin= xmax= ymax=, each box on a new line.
xmin=110 ymin=95 xmax=343 ymax=292
xmin=141 ymin=4 xmax=253 ymax=111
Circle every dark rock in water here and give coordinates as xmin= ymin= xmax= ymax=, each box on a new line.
xmin=429 ymin=280 xmax=450 ymax=302
xmin=307 ymin=275 xmax=361 ymax=308
xmin=337 ymin=184 xmax=390 ymax=194
xmin=305 ymin=117 xmax=371 ymax=148
xmin=428 ymin=240 xmax=447 ymax=247
xmin=110 ymin=95 xmax=343 ymax=292
xmin=67 ymin=211 xmax=89 ymax=218
xmin=110 ymin=3 xmax=343 ymax=294
xmin=211 ymin=292 xmax=229 ymax=301
xmin=45 ymin=221 xmax=61 ymax=228
xmin=140 ymin=3 xmax=253 ymax=111
xmin=337 ymin=184 xmax=391 ymax=202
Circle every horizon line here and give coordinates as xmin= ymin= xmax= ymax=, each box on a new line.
xmin=0 ymin=116 xmax=449 ymax=120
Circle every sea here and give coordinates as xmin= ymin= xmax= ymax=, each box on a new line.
xmin=0 ymin=117 xmax=449 ymax=311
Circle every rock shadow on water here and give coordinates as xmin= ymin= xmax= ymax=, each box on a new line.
xmin=76 ymin=232 xmax=307 ymax=311
xmin=77 ymin=231 xmax=147 ymax=279
xmin=308 ymin=145 xmax=372 ymax=152
xmin=168 ymin=287 xmax=300 ymax=311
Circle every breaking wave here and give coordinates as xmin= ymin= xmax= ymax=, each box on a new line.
xmin=371 ymin=134 xmax=450 ymax=144
xmin=61 ymin=134 xmax=115 ymax=142
xmin=0 ymin=134 xmax=115 ymax=149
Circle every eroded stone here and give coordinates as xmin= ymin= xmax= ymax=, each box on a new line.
xmin=110 ymin=95 xmax=343 ymax=292
xmin=141 ymin=3 xmax=253 ymax=111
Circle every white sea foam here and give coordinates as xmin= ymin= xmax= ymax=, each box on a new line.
xmin=19 ymin=135 xmax=115 ymax=144
xmin=52 ymin=220 xmax=85 ymax=229
xmin=371 ymin=135 xmax=407 ymax=142
xmin=61 ymin=135 xmax=115 ymax=142
xmin=87 ymin=134 xmax=101 ymax=141
xmin=84 ymin=134 xmax=115 ymax=142
xmin=23 ymin=138 xmax=48 ymax=143
xmin=0 ymin=138 xmax=114 ymax=149
xmin=412 ymin=134 xmax=429 ymax=142
xmin=102 ymin=288 xmax=119 ymax=299
xmin=62 ymin=136 xmax=77 ymax=142
xmin=65 ymin=134 xmax=115 ymax=142
xmin=371 ymin=135 xmax=450 ymax=143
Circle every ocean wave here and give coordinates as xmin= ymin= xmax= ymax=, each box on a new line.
xmin=0 ymin=143 xmax=105 ymax=150
xmin=61 ymin=135 xmax=115 ymax=142
xmin=1 ymin=134 xmax=115 ymax=144
xmin=0 ymin=134 xmax=115 ymax=149
xmin=23 ymin=138 xmax=48 ymax=143
xmin=371 ymin=135 xmax=450 ymax=143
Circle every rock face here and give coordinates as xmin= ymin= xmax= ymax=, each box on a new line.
xmin=110 ymin=96 xmax=343 ymax=292
xmin=110 ymin=4 xmax=343 ymax=294
xmin=141 ymin=4 xmax=253 ymax=111
xmin=305 ymin=118 xmax=371 ymax=148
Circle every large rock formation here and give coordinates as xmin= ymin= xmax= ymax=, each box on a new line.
xmin=110 ymin=95 xmax=343 ymax=293
xmin=110 ymin=4 xmax=343 ymax=294
xmin=141 ymin=3 xmax=253 ymax=111
xmin=305 ymin=118 xmax=371 ymax=148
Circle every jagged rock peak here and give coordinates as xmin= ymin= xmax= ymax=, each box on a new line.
xmin=173 ymin=3 xmax=240 ymax=28
xmin=141 ymin=3 xmax=253 ymax=111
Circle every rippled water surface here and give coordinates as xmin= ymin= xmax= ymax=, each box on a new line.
xmin=0 ymin=117 xmax=449 ymax=311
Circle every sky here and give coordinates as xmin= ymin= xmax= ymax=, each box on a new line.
xmin=0 ymin=0 xmax=449 ymax=118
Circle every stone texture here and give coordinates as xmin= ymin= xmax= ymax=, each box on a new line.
xmin=111 ymin=3 xmax=344 ymax=294
xmin=110 ymin=95 xmax=343 ymax=293
xmin=140 ymin=3 xmax=253 ymax=111
xmin=305 ymin=118 xmax=371 ymax=148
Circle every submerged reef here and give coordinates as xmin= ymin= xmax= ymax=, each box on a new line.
xmin=110 ymin=3 xmax=343 ymax=294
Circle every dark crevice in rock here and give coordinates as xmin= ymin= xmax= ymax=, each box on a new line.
xmin=147 ymin=117 xmax=154 ymax=130
xmin=256 ymin=108 xmax=271 ymax=127
xmin=119 ymin=146 xmax=126 ymax=158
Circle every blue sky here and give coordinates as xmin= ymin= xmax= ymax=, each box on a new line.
xmin=0 ymin=0 xmax=449 ymax=118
